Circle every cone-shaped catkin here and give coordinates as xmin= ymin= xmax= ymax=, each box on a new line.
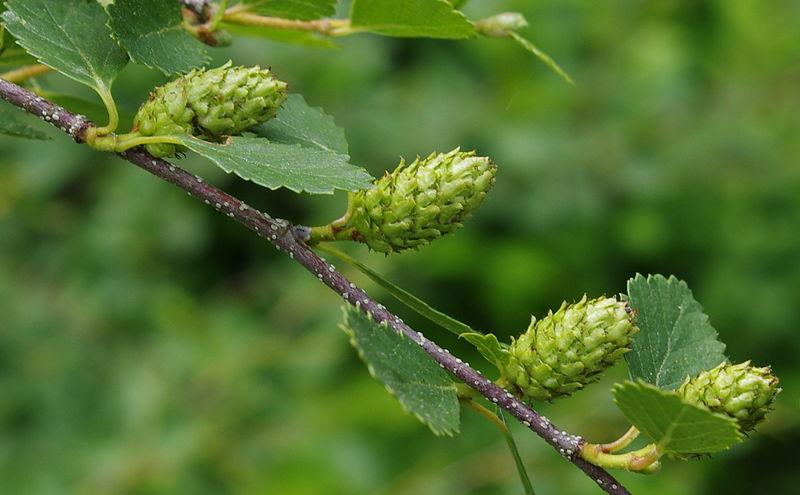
xmin=502 ymin=296 xmax=638 ymax=401
xmin=348 ymin=148 xmax=496 ymax=253
xmin=677 ymin=361 xmax=780 ymax=433
xmin=132 ymin=62 xmax=288 ymax=156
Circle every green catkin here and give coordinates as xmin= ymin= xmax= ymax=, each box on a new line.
xmin=132 ymin=62 xmax=288 ymax=156
xmin=348 ymin=148 xmax=496 ymax=253
xmin=502 ymin=296 xmax=639 ymax=401
xmin=677 ymin=361 xmax=780 ymax=433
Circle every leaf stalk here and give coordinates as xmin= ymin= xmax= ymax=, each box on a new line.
xmin=600 ymin=426 xmax=640 ymax=453
xmin=86 ymin=131 xmax=184 ymax=153
xmin=461 ymin=399 xmax=537 ymax=495
xmin=580 ymin=440 xmax=662 ymax=473
xmin=93 ymin=86 xmax=119 ymax=135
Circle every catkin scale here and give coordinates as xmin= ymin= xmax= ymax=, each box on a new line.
xmin=677 ymin=361 xmax=780 ymax=433
xmin=347 ymin=148 xmax=496 ymax=253
xmin=132 ymin=62 xmax=288 ymax=157
xmin=502 ymin=296 xmax=639 ymax=401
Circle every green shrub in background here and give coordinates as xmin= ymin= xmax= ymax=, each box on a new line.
xmin=1 ymin=1 xmax=798 ymax=494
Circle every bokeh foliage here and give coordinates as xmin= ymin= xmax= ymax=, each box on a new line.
xmin=1 ymin=0 xmax=798 ymax=493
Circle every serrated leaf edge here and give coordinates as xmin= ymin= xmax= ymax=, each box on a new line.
xmin=339 ymin=305 xmax=460 ymax=436
xmin=613 ymin=380 xmax=743 ymax=454
xmin=2 ymin=1 xmax=125 ymax=96
xmin=270 ymin=94 xmax=348 ymax=154
xmin=104 ymin=1 xmax=210 ymax=76
xmin=179 ymin=135 xmax=371 ymax=195
xmin=627 ymin=273 xmax=728 ymax=389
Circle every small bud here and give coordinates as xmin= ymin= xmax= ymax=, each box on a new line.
xmin=475 ymin=12 xmax=529 ymax=38
xmin=503 ymin=296 xmax=638 ymax=401
xmin=677 ymin=361 xmax=780 ymax=433
xmin=206 ymin=29 xmax=233 ymax=47
xmin=348 ymin=148 xmax=496 ymax=253
xmin=132 ymin=62 xmax=288 ymax=156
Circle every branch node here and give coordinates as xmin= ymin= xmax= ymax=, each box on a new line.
xmin=292 ymin=225 xmax=312 ymax=241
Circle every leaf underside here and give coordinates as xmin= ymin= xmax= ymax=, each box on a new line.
xmin=340 ymin=304 xmax=461 ymax=436
xmin=107 ymin=0 xmax=209 ymax=76
xmin=613 ymin=381 xmax=742 ymax=455
xmin=349 ymin=0 xmax=475 ymax=39
xmin=2 ymin=0 xmax=128 ymax=96
xmin=253 ymin=94 xmax=348 ymax=154
xmin=625 ymin=274 xmax=727 ymax=390
xmin=177 ymin=135 xmax=373 ymax=194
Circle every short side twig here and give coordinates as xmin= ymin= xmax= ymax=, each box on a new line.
xmin=222 ymin=11 xmax=352 ymax=36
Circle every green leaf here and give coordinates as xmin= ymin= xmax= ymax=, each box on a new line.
xmin=316 ymin=244 xmax=477 ymax=336
xmin=2 ymin=0 xmax=128 ymax=97
xmin=459 ymin=333 xmax=509 ymax=369
xmin=0 ymin=30 xmax=37 ymax=68
xmin=613 ymin=381 xmax=742 ymax=455
xmin=253 ymin=94 xmax=348 ymax=154
xmin=176 ymin=135 xmax=373 ymax=194
xmin=239 ymin=0 xmax=337 ymax=20
xmin=0 ymin=102 xmax=50 ymax=140
xmin=107 ymin=0 xmax=209 ymax=75
xmin=350 ymin=0 xmax=475 ymax=39
xmin=508 ymin=32 xmax=574 ymax=85
xmin=340 ymin=304 xmax=460 ymax=436
xmin=219 ymin=22 xmax=338 ymax=48
xmin=625 ymin=274 xmax=728 ymax=390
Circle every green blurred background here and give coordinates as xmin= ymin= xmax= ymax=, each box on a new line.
xmin=2 ymin=0 xmax=799 ymax=493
